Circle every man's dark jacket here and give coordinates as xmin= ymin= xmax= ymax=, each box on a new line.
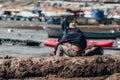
xmin=55 ymin=28 xmax=87 ymax=51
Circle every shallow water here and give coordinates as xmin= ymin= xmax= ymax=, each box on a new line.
xmin=0 ymin=45 xmax=54 ymax=57
xmin=0 ymin=28 xmax=47 ymax=41
xmin=0 ymin=28 xmax=54 ymax=57
xmin=0 ymin=28 xmax=119 ymax=57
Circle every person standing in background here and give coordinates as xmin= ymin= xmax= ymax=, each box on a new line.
xmin=61 ymin=17 xmax=70 ymax=36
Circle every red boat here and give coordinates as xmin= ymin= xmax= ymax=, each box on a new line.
xmin=87 ymin=40 xmax=113 ymax=47
xmin=44 ymin=39 xmax=113 ymax=47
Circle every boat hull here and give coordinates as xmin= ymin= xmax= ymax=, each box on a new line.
xmin=44 ymin=25 xmax=120 ymax=39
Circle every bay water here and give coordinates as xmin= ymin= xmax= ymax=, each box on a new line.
xmin=0 ymin=28 xmax=119 ymax=58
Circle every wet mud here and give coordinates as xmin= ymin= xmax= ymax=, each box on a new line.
xmin=0 ymin=55 xmax=120 ymax=79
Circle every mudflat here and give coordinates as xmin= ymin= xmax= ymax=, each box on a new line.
xmin=0 ymin=55 xmax=120 ymax=80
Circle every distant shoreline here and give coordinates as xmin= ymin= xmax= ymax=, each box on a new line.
xmin=0 ymin=21 xmax=45 ymax=29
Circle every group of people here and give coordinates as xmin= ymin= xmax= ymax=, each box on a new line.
xmin=53 ymin=17 xmax=87 ymax=57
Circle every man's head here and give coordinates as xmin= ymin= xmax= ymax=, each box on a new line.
xmin=69 ymin=23 xmax=77 ymax=29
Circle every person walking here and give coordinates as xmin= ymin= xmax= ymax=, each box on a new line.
xmin=54 ymin=23 xmax=87 ymax=57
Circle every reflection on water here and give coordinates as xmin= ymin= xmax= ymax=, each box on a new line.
xmin=0 ymin=28 xmax=119 ymax=57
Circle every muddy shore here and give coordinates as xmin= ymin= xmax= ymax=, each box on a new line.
xmin=0 ymin=55 xmax=119 ymax=80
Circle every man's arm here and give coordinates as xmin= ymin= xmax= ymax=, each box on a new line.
xmin=55 ymin=33 xmax=71 ymax=50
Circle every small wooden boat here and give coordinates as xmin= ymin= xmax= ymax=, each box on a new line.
xmin=44 ymin=39 xmax=113 ymax=47
xmin=44 ymin=25 xmax=120 ymax=39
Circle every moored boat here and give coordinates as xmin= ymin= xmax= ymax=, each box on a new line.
xmin=44 ymin=24 xmax=120 ymax=39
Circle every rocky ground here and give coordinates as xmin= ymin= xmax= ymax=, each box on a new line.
xmin=0 ymin=55 xmax=120 ymax=80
